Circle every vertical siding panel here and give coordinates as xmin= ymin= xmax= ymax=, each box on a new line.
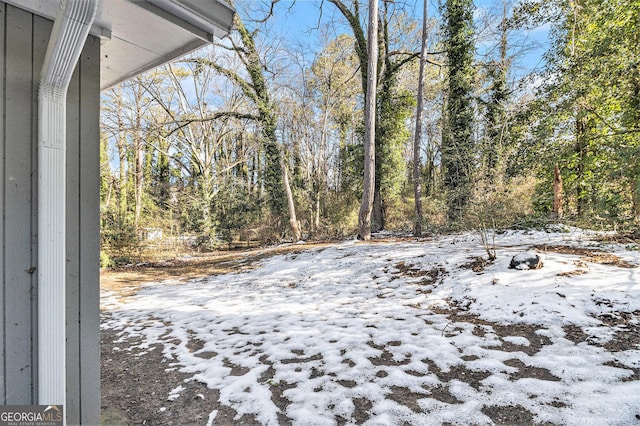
xmin=65 ymin=37 xmax=81 ymax=426
xmin=0 ymin=3 xmax=102 ymax=416
xmin=0 ymin=1 xmax=6 ymax=405
xmin=78 ymin=34 xmax=101 ymax=425
xmin=4 ymin=4 xmax=34 ymax=403
xmin=31 ymin=14 xmax=51 ymax=405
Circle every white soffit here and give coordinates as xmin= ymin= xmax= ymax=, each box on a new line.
xmin=8 ymin=0 xmax=234 ymax=90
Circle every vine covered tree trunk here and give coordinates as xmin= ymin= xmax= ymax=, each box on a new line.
xmin=632 ymin=178 xmax=640 ymax=223
xmin=552 ymin=163 xmax=563 ymax=220
xmin=194 ymin=11 xmax=298 ymax=238
xmin=442 ymin=0 xmax=475 ymax=222
xmin=328 ymin=0 xmax=418 ymax=233
xmin=261 ymin=113 xmax=285 ymax=216
xmin=413 ymin=0 xmax=429 ymax=237
xmin=484 ymin=1 xmax=509 ymax=181
xmin=575 ymin=114 xmax=587 ymax=217
xmin=357 ymin=0 xmax=379 ymax=240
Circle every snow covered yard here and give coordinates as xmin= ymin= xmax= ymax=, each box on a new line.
xmin=101 ymin=229 xmax=640 ymax=425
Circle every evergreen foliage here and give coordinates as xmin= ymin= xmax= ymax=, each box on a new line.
xmin=523 ymin=0 xmax=640 ymax=222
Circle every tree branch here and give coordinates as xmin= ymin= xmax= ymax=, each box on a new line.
xmin=161 ymin=111 xmax=259 ymax=139
xmin=183 ymin=58 xmax=259 ymax=105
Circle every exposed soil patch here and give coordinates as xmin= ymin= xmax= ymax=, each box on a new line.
xmin=564 ymin=314 xmax=640 ymax=354
xmin=367 ymin=341 xmax=411 ymax=366
xmin=563 ymin=324 xmax=591 ymax=344
xmin=387 ymin=385 xmax=427 ymax=413
xmin=602 ymin=325 xmax=640 ymax=352
xmin=582 ymin=253 xmax=637 ymax=268
xmin=222 ymin=358 xmax=251 ymax=376
xmin=603 ymin=360 xmax=640 ymax=382
xmin=258 ymin=359 xmax=294 ymax=424
xmin=461 ymin=256 xmax=495 ymax=273
xmin=184 ymin=336 xmax=203 ymax=351
xmin=492 ymin=324 xmax=552 ymax=356
xmin=391 ymin=261 xmax=447 ymax=286
xmin=432 ymin=305 xmax=552 ymax=356
xmin=101 ymin=316 xmax=259 ymax=425
xmin=336 ymin=398 xmax=372 ymax=425
xmin=422 ymin=359 xmax=491 ymax=391
xmin=101 ymin=242 xmax=334 ymax=302
xmin=557 ymin=268 xmax=589 ymax=277
xmin=281 ymin=352 xmax=323 ymax=364
xmin=424 ymin=384 xmax=463 ymax=404
xmin=534 ymin=244 xmax=603 ymax=257
xmin=503 ymin=358 xmax=561 ymax=382
xmin=534 ymin=244 xmax=637 ymax=268
xmin=421 ymin=266 xmax=447 ymax=285
xmin=481 ymin=404 xmax=535 ymax=425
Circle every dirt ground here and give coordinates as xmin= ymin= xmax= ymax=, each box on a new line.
xmin=100 ymin=241 xmax=640 ymax=425
xmin=101 ymin=243 xmax=337 ymax=425
xmin=101 ymin=243 xmax=334 ymax=300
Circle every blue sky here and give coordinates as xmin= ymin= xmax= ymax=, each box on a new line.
xmin=254 ymin=0 xmax=550 ymax=78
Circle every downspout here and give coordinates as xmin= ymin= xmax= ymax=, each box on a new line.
xmin=38 ymin=0 xmax=98 ymax=409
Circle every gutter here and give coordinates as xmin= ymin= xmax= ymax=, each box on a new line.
xmin=38 ymin=0 xmax=98 ymax=409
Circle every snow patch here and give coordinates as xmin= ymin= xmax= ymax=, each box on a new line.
xmin=102 ymin=229 xmax=640 ymax=424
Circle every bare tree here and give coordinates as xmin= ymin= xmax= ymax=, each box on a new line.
xmin=282 ymin=157 xmax=302 ymax=241
xmin=189 ymin=9 xmax=302 ymax=241
xmin=101 ymin=81 xmax=152 ymax=230
xmin=303 ymin=34 xmax=361 ymax=233
xmin=130 ymin=61 xmax=264 ymax=242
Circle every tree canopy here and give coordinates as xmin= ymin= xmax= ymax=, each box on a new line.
xmin=99 ymin=0 xmax=640 ymax=264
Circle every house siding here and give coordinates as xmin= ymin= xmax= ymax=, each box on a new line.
xmin=0 ymin=3 xmax=100 ymax=424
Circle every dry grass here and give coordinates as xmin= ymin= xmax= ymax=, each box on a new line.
xmin=534 ymin=244 xmax=637 ymax=268
xmin=100 ymin=242 xmax=336 ymax=300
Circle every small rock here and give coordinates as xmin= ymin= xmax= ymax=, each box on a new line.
xmin=509 ymin=251 xmax=543 ymax=270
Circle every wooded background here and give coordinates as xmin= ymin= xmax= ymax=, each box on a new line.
xmin=99 ymin=0 xmax=640 ymax=265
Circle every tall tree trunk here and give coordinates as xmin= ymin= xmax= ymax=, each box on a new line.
xmin=117 ymin=140 xmax=128 ymax=222
xmin=629 ymin=64 xmax=640 ymax=223
xmin=484 ymin=1 xmax=509 ymax=181
xmin=575 ymin=115 xmax=587 ymax=216
xmin=132 ymin=83 xmax=147 ymax=230
xmin=310 ymin=173 xmax=321 ymax=234
xmin=358 ymin=0 xmax=379 ymax=240
xmin=552 ymin=163 xmax=563 ymax=220
xmin=632 ymin=178 xmax=640 ymax=223
xmin=115 ymin=90 xmax=128 ymax=224
xmin=198 ymin=15 xmax=286 ymax=218
xmin=314 ymin=189 xmax=321 ymax=231
xmin=200 ymin=171 xmax=213 ymax=237
xmin=413 ymin=0 xmax=428 ymax=237
xmin=313 ymin=99 xmax=332 ymax=234
xmin=372 ymin=185 xmax=383 ymax=232
xmin=134 ymin=130 xmax=144 ymax=229
xmin=328 ymin=0 xmax=415 ymax=234
xmin=443 ymin=0 xmax=475 ymax=222
xmin=282 ymin=160 xmax=302 ymax=241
